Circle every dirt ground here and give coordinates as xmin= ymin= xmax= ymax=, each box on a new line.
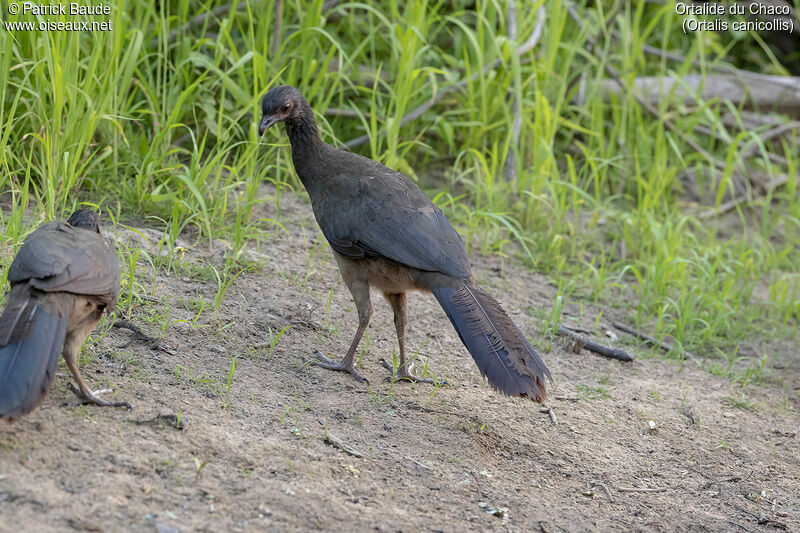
xmin=1 ymin=188 xmax=798 ymax=532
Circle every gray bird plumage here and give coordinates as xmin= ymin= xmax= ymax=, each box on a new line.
xmin=259 ymin=85 xmax=551 ymax=401
xmin=0 ymin=210 xmax=128 ymax=420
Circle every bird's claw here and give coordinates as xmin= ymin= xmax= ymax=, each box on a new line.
xmin=69 ymin=382 xmax=133 ymax=410
xmin=306 ymin=350 xmax=370 ymax=384
xmin=379 ymin=359 xmax=445 ymax=386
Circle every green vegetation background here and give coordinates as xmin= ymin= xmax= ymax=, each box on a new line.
xmin=0 ymin=0 xmax=797 ymax=364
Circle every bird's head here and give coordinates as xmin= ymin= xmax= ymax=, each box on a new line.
xmin=67 ymin=209 xmax=100 ymax=233
xmin=259 ymin=85 xmax=306 ymax=136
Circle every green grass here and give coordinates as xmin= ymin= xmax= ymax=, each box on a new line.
xmin=0 ymin=0 xmax=797 ymax=369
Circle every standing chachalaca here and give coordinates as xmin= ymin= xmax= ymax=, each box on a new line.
xmin=0 ymin=209 xmax=131 ymax=420
xmin=259 ymin=86 xmax=551 ymax=401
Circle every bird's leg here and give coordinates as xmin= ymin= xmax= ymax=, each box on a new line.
xmin=63 ymin=333 xmax=132 ymax=410
xmin=380 ymin=292 xmax=442 ymax=385
xmin=309 ymin=279 xmax=371 ymax=384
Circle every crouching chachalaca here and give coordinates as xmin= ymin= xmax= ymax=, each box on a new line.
xmin=0 ymin=209 xmax=131 ymax=420
xmin=259 ymin=85 xmax=551 ymax=401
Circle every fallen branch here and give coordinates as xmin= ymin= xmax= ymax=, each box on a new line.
xmin=697 ymin=174 xmax=790 ymax=219
xmin=592 ymin=73 xmax=800 ymax=118
xmin=616 ymin=486 xmax=667 ymax=493
xmin=739 ymin=121 xmax=800 ymax=160
xmin=620 ymin=47 xmax=797 ymax=194
xmin=553 ymin=324 xmax=635 ymax=362
xmin=611 ymin=320 xmax=697 ymax=361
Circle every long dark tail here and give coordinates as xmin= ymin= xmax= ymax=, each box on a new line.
xmin=432 ymin=281 xmax=551 ymax=401
xmin=0 ymin=286 xmax=68 ymax=420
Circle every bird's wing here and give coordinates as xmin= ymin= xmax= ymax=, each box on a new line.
xmin=8 ymin=221 xmax=121 ymax=308
xmin=315 ymin=156 xmax=472 ymax=280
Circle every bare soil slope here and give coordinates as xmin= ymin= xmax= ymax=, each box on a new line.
xmin=1 ymin=190 xmax=798 ymax=532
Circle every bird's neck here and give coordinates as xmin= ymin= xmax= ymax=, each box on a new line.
xmin=284 ymin=108 xmax=329 ymax=185
xmin=285 ymin=108 xmax=322 ymax=154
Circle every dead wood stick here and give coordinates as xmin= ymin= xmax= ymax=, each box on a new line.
xmin=553 ymin=324 xmax=635 ymax=362
xmin=611 ymin=321 xmax=674 ymax=353
xmin=592 ymin=73 xmax=800 ymax=118
xmin=739 ymin=121 xmax=800 ymax=160
xmin=616 ymin=486 xmax=667 ymax=493
xmin=540 ymin=403 xmax=558 ymax=425
xmin=611 ymin=320 xmax=697 ymax=361
xmin=404 ymin=456 xmax=432 ymax=470
xmin=697 ymin=174 xmax=789 ymax=219
xmin=322 ymin=432 xmax=363 ymax=458
xmin=344 ymin=4 xmax=547 ymax=149
xmin=604 ymin=44 xmax=797 ymax=177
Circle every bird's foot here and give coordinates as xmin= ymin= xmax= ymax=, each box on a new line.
xmin=69 ymin=382 xmax=133 ymax=410
xmin=379 ymin=359 xmax=446 ymax=386
xmin=306 ymin=351 xmax=370 ymax=384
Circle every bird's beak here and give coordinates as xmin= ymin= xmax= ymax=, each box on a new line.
xmin=259 ymin=115 xmax=280 ymax=136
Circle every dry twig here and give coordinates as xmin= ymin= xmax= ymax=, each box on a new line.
xmin=611 ymin=320 xmax=697 ymax=361
xmin=323 ymin=432 xmax=363 ymax=458
xmin=540 ymin=403 xmax=558 ymax=425
xmin=553 ymin=324 xmax=635 ymax=362
xmin=697 ymin=174 xmax=790 ymax=219
xmin=405 ymin=456 xmax=432 ymax=470
xmin=616 ymin=486 xmax=667 ymax=493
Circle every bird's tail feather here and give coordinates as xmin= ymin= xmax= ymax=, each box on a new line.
xmin=0 ymin=288 xmax=68 ymax=420
xmin=432 ymin=281 xmax=550 ymax=401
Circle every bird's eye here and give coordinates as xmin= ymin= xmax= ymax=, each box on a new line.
xmin=283 ymin=102 xmax=292 ymax=110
